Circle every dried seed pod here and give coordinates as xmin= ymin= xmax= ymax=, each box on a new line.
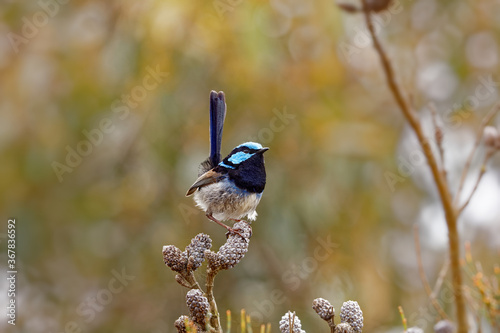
xmin=207 ymin=222 xmax=251 ymax=271
xmin=163 ymin=245 xmax=187 ymax=272
xmin=434 ymin=320 xmax=455 ymax=333
xmin=484 ymin=126 xmax=499 ymax=149
xmin=186 ymin=289 xmax=210 ymax=327
xmin=340 ymin=301 xmax=363 ymax=333
xmin=279 ymin=311 xmax=306 ymax=333
xmin=185 ymin=233 xmax=212 ymax=272
xmin=312 ymin=298 xmax=335 ymax=321
xmin=335 ymin=322 xmax=354 ymax=333
xmin=174 ymin=315 xmax=190 ymax=333
xmin=407 ymin=327 xmax=424 ymax=333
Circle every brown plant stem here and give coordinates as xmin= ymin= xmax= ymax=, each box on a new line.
xmin=432 ymin=258 xmax=449 ymax=298
xmin=458 ymin=150 xmax=495 ymax=215
xmin=187 ymin=271 xmax=203 ymax=290
xmin=206 ymin=267 xmax=221 ymax=333
xmin=454 ymin=105 xmax=500 ymax=211
xmin=428 ymin=103 xmax=447 ymax=180
xmin=360 ymin=2 xmax=467 ymax=331
xmin=413 ymin=225 xmax=449 ymax=320
xmin=327 ymin=318 xmax=335 ymax=333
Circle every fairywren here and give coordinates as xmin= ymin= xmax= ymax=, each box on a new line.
xmin=186 ymin=91 xmax=268 ymax=233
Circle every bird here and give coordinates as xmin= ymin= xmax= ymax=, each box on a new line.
xmin=186 ymin=91 xmax=268 ymax=234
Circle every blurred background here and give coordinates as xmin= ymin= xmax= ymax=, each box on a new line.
xmin=0 ymin=0 xmax=499 ymax=332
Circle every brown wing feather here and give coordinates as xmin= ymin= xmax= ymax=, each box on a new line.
xmin=185 ymin=170 xmax=222 ymax=196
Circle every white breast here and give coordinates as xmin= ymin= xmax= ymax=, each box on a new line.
xmin=193 ymin=182 xmax=262 ymax=221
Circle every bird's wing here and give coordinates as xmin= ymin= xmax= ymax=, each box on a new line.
xmin=185 ymin=170 xmax=222 ymax=196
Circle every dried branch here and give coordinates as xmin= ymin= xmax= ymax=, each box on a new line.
xmin=428 ymin=103 xmax=447 ymax=180
xmin=413 ymin=225 xmax=449 ymax=320
xmin=359 ymin=1 xmax=467 ymax=331
xmin=432 ymin=258 xmax=449 ymax=298
xmin=457 ymin=150 xmax=495 ymax=215
xmin=206 ymin=267 xmax=221 ymax=332
xmin=454 ymin=105 xmax=500 ymax=208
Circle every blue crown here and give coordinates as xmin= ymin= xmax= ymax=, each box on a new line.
xmin=237 ymin=142 xmax=263 ymax=150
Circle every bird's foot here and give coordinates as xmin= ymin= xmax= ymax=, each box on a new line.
xmin=232 ymin=218 xmax=251 ymax=225
xmin=206 ymin=214 xmax=249 ymax=240
xmin=225 ymin=227 xmax=247 ymax=240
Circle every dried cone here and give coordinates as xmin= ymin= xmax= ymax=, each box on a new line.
xmin=163 ymin=245 xmax=187 ymax=272
xmin=340 ymin=301 xmax=363 ymax=333
xmin=185 ymin=233 xmax=212 ymax=272
xmin=207 ymin=221 xmax=251 ymax=271
xmin=434 ymin=320 xmax=455 ymax=333
xmin=279 ymin=311 xmax=306 ymax=333
xmin=186 ymin=289 xmax=209 ymax=327
xmin=312 ymin=298 xmax=335 ymax=321
xmin=174 ymin=315 xmax=190 ymax=333
xmin=483 ymin=126 xmax=499 ymax=149
xmin=335 ymin=323 xmax=354 ymax=333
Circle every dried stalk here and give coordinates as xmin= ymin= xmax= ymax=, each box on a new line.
xmin=454 ymin=105 xmax=500 ymax=212
xmin=458 ymin=150 xmax=495 ymax=215
xmin=360 ymin=1 xmax=467 ymax=331
xmin=413 ymin=225 xmax=449 ymax=320
xmin=206 ymin=267 xmax=221 ymax=332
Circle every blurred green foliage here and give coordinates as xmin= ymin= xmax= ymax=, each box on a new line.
xmin=0 ymin=0 xmax=499 ymax=332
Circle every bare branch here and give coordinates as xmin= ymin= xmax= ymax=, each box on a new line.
xmin=206 ymin=267 xmax=221 ymax=332
xmin=428 ymin=103 xmax=447 ymax=180
xmin=359 ymin=2 xmax=467 ymax=331
xmin=413 ymin=225 xmax=449 ymax=320
xmin=457 ymin=150 xmax=496 ymax=215
xmin=454 ymin=105 xmax=500 ymax=206
xmin=432 ymin=258 xmax=449 ymax=298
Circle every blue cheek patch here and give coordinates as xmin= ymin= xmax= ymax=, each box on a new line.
xmin=237 ymin=142 xmax=263 ymax=150
xmin=219 ymin=161 xmax=235 ymax=169
xmin=228 ymin=151 xmax=253 ymax=165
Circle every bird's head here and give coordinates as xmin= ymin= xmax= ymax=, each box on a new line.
xmin=218 ymin=142 xmax=269 ymax=170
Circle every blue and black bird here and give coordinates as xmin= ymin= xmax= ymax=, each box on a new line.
xmin=186 ymin=91 xmax=268 ymax=233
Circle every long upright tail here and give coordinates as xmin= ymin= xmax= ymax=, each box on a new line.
xmin=209 ymin=90 xmax=226 ymax=167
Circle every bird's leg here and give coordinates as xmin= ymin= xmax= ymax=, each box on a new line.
xmin=231 ymin=218 xmax=250 ymax=224
xmin=206 ymin=214 xmax=245 ymax=239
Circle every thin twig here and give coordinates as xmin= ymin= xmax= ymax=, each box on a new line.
xmin=454 ymin=105 xmax=500 ymax=206
xmin=206 ymin=267 xmax=221 ymax=332
xmin=413 ymin=225 xmax=449 ymax=320
xmin=458 ymin=150 xmax=495 ymax=215
xmin=359 ymin=2 xmax=467 ymax=331
xmin=187 ymin=271 xmax=203 ymax=291
xmin=428 ymin=103 xmax=447 ymax=180
xmin=432 ymin=258 xmax=449 ymax=298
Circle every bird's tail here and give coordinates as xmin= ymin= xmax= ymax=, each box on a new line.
xmin=208 ymin=90 xmax=226 ymax=167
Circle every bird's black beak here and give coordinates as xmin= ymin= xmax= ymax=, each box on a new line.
xmin=257 ymin=147 xmax=269 ymax=154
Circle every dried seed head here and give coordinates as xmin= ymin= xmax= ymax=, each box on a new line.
xmin=185 ymin=233 xmax=212 ymax=272
xmin=163 ymin=245 xmax=187 ymax=272
xmin=484 ymin=126 xmax=499 ymax=148
xmin=340 ymin=301 xmax=363 ymax=333
xmin=279 ymin=311 xmax=306 ymax=333
xmin=335 ymin=323 xmax=354 ymax=333
xmin=312 ymin=298 xmax=335 ymax=321
xmin=407 ymin=327 xmax=424 ymax=333
xmin=174 ymin=315 xmax=190 ymax=333
xmin=434 ymin=320 xmax=455 ymax=333
xmin=207 ymin=222 xmax=251 ymax=271
xmin=186 ymin=289 xmax=209 ymax=326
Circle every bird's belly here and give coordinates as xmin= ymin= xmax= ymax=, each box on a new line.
xmin=193 ymin=182 xmax=262 ymax=221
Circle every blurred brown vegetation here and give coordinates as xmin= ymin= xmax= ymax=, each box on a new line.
xmin=0 ymin=0 xmax=499 ymax=332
